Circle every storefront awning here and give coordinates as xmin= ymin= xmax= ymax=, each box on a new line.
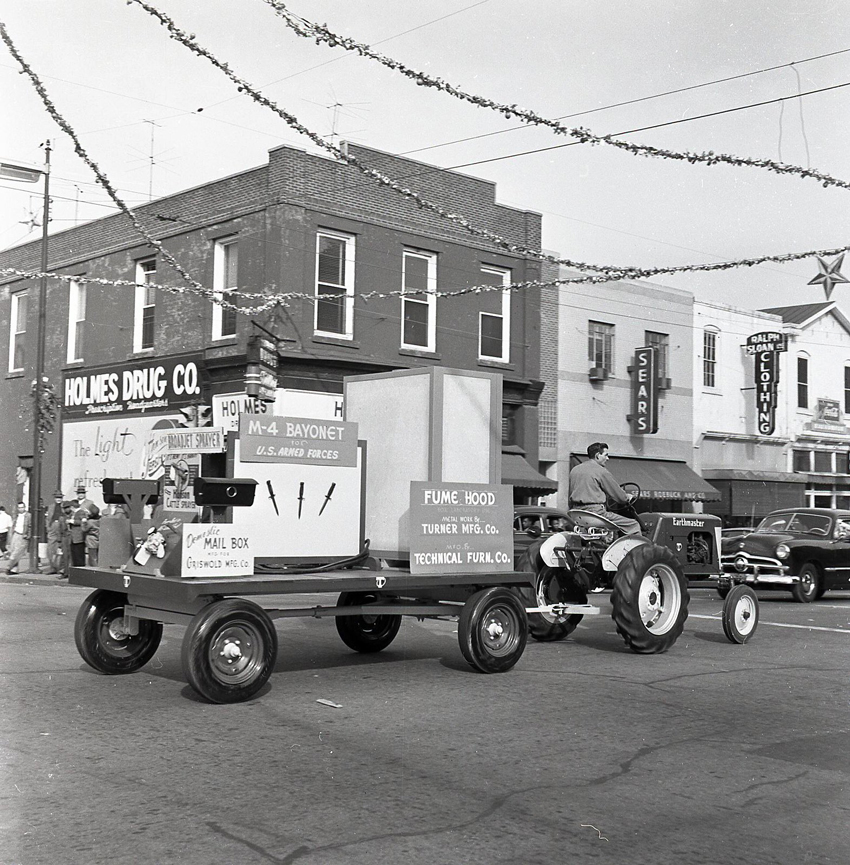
xmin=501 ymin=453 xmax=558 ymax=492
xmin=579 ymin=455 xmax=720 ymax=502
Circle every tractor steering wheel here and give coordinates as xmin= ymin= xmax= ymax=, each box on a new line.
xmin=621 ymin=481 xmax=641 ymax=501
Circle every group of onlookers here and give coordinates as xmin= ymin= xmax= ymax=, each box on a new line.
xmin=0 ymin=485 xmax=106 ymax=578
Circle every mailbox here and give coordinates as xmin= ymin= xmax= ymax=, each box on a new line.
xmin=193 ymin=477 xmax=258 ymax=507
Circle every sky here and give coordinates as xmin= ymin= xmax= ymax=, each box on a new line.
xmin=2 ymin=0 xmax=850 ymax=314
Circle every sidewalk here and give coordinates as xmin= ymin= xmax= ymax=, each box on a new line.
xmin=0 ymin=554 xmax=70 ymax=586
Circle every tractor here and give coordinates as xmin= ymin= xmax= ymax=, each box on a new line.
xmin=518 ymin=484 xmax=759 ymax=651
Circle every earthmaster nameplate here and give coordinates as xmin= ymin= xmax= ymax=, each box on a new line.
xmin=408 ymin=482 xmax=513 ymax=574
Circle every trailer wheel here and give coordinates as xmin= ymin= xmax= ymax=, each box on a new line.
xmin=722 ymin=584 xmax=759 ymax=644
xmin=335 ymin=592 xmax=401 ymax=653
xmin=459 ymin=587 xmax=527 ymax=673
xmin=74 ymin=589 xmax=163 ymax=674
xmin=181 ymin=599 xmax=277 ymax=704
xmin=611 ymin=545 xmax=689 ymax=654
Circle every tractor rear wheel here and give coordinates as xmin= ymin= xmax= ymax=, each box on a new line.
xmin=517 ymin=553 xmax=586 ymax=641
xmin=611 ymin=544 xmax=688 ymax=654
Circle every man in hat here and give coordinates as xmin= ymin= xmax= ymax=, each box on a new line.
xmin=72 ymin=485 xmax=100 ymax=567
xmin=43 ymin=491 xmax=66 ymax=575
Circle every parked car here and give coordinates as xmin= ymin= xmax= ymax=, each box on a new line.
xmin=721 ymin=526 xmax=756 ymax=540
xmin=513 ymin=506 xmax=572 ymax=560
xmin=720 ymin=507 xmax=850 ymax=602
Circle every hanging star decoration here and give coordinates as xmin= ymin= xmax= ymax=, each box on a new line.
xmin=808 ymin=254 xmax=850 ymax=300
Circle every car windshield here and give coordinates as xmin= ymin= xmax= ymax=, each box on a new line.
xmin=756 ymin=513 xmax=833 ymax=535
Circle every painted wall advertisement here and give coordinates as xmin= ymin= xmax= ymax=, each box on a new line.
xmin=408 ymin=482 xmax=513 ymax=575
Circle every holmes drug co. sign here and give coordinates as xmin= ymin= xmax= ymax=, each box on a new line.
xmin=745 ymin=332 xmax=787 ymax=436
xmin=63 ymin=354 xmax=203 ymax=418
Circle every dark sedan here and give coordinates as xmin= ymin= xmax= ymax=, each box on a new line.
xmin=720 ymin=507 xmax=850 ymax=602
xmin=513 ymin=506 xmax=572 ymax=561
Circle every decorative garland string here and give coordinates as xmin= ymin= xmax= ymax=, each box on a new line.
xmin=264 ymin=0 xmax=850 ymax=193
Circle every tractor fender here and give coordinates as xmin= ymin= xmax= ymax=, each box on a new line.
xmin=538 ymin=532 xmax=571 ymax=568
xmin=602 ymin=535 xmax=652 ymax=572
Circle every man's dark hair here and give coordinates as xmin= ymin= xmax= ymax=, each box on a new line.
xmin=587 ymin=442 xmax=609 ymax=460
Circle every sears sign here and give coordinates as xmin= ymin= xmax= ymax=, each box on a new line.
xmin=63 ymin=354 xmax=203 ymax=419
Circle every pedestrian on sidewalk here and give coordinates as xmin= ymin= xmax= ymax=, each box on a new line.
xmin=43 ymin=491 xmax=65 ymax=575
xmin=6 ymin=502 xmax=31 ymax=574
xmin=0 ymin=505 xmax=12 ymax=555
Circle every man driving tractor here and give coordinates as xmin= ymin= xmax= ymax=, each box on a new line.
xmin=569 ymin=442 xmax=641 ymax=535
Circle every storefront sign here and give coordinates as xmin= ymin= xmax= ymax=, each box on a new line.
xmin=755 ymin=350 xmax=779 ymax=435
xmin=815 ymin=398 xmax=841 ymax=424
xmin=238 ymin=414 xmax=358 ymax=466
xmin=181 ymin=524 xmax=255 ymax=577
xmin=212 ymin=389 xmax=343 ymax=432
xmin=159 ymin=427 xmax=226 ymax=454
xmin=246 ymin=335 xmax=279 ymax=402
xmin=745 ymin=331 xmax=787 ymax=354
xmin=630 ymin=346 xmax=658 ymax=435
xmin=408 ymin=482 xmax=513 ymax=574
xmin=63 ymin=354 xmax=203 ymax=419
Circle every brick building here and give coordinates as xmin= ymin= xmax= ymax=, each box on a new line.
xmin=0 ymin=142 xmax=551 ymax=520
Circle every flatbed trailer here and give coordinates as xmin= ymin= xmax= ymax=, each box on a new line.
xmin=69 ymin=564 xmax=598 ymax=703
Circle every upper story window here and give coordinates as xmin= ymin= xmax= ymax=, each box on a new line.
xmin=797 ymin=354 xmax=809 ymax=409
xmin=588 ymin=321 xmax=614 ymax=373
xmin=212 ymin=237 xmax=238 ymax=339
xmin=646 ymin=330 xmax=669 ymax=383
xmin=478 ymin=266 xmax=511 ymax=363
xmin=66 ymin=280 xmax=86 ymax=362
xmin=315 ymin=231 xmax=355 ymax=338
xmin=401 ymin=249 xmax=437 ymax=351
xmin=844 ymin=365 xmax=850 ymax=414
xmin=702 ymin=327 xmax=718 ymax=388
xmin=134 ymin=258 xmax=156 ymax=352
xmin=8 ymin=291 xmax=26 ymax=372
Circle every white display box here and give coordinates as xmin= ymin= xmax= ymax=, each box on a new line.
xmin=344 ymin=367 xmax=502 ymax=559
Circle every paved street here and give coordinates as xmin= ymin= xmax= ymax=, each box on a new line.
xmin=1 ymin=578 xmax=849 ymax=865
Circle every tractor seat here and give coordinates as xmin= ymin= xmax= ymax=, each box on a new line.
xmin=567 ymin=509 xmax=622 ymax=533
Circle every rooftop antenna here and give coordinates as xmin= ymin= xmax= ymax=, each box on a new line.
xmin=143 ymin=119 xmax=160 ymax=201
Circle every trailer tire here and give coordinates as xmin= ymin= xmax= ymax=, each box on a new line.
xmin=74 ymin=589 xmax=163 ymax=674
xmin=611 ymin=545 xmax=688 ymax=654
xmin=182 ymin=599 xmax=277 ymax=704
xmin=335 ymin=592 xmax=401 ymax=653
xmin=459 ymin=587 xmax=527 ymax=673
xmin=722 ymin=584 xmax=759 ymax=644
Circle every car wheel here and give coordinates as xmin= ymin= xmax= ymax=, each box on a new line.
xmin=791 ymin=563 xmax=820 ymax=604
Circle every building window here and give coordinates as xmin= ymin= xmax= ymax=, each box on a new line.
xmin=703 ymin=328 xmax=717 ymax=388
xmin=315 ymin=231 xmax=355 ymax=338
xmin=814 ymin=451 xmax=833 ymax=473
xmin=66 ymin=280 xmax=86 ymax=362
xmin=792 ymin=449 xmax=810 ymax=473
xmin=134 ymin=259 xmax=156 ymax=352
xmin=401 ymin=249 xmax=437 ymax=351
xmin=845 ymin=366 xmax=850 ymax=414
xmin=588 ymin=321 xmax=614 ymax=373
xmin=838 ymin=452 xmax=850 ymax=475
xmin=478 ymin=266 xmax=511 ymax=362
xmin=646 ymin=331 xmax=669 ymax=383
xmin=212 ymin=237 xmax=238 ymax=339
xmin=8 ymin=291 xmax=26 ymax=372
xmin=797 ymin=355 xmax=809 ymax=409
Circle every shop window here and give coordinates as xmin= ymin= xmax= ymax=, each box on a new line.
xmin=212 ymin=237 xmax=238 ymax=339
xmin=134 ymin=258 xmax=156 ymax=352
xmin=814 ymin=451 xmax=833 ymax=473
xmin=702 ymin=328 xmax=718 ymax=388
xmin=401 ymin=249 xmax=436 ymax=351
xmin=478 ymin=266 xmax=510 ymax=362
xmin=8 ymin=291 xmax=26 ymax=372
xmin=792 ymin=449 xmax=811 ymax=473
xmin=588 ymin=321 xmax=614 ymax=373
xmin=797 ymin=355 xmax=809 ymax=409
xmin=315 ymin=231 xmax=355 ymax=338
xmin=645 ymin=330 xmax=669 ymax=383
